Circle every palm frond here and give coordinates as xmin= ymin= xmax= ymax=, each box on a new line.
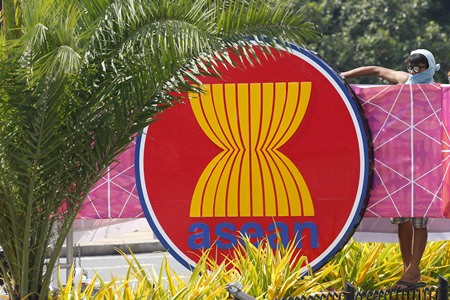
xmin=0 ymin=0 xmax=319 ymax=298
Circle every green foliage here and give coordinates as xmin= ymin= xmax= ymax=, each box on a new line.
xmin=50 ymin=239 xmax=450 ymax=299
xmin=0 ymin=0 xmax=319 ymax=299
xmin=292 ymin=0 xmax=450 ymax=84
xmin=51 ymin=237 xmax=334 ymax=299
xmin=319 ymin=240 xmax=450 ymax=291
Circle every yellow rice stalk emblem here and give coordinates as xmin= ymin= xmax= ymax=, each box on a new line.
xmin=189 ymin=82 xmax=314 ymax=217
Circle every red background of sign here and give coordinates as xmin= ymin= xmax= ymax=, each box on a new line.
xmin=140 ymin=47 xmax=363 ymax=267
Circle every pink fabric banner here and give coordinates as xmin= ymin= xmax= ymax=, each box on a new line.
xmin=78 ymin=84 xmax=450 ymax=219
xmin=79 ymin=139 xmax=143 ymax=219
xmin=353 ymin=84 xmax=449 ymax=218
xmin=440 ymin=85 xmax=450 ymax=217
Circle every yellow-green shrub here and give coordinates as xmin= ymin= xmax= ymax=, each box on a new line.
xmin=50 ymin=239 xmax=450 ymax=299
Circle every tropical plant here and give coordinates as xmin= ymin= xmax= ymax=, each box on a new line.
xmin=319 ymin=240 xmax=450 ymax=291
xmin=0 ymin=0 xmax=319 ymax=298
xmin=53 ymin=237 xmax=335 ymax=299
xmin=51 ymin=240 xmax=450 ymax=299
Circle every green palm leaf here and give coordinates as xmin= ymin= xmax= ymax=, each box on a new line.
xmin=0 ymin=0 xmax=318 ymax=298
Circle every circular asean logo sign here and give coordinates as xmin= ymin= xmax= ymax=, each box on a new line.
xmin=136 ymin=44 xmax=371 ymax=271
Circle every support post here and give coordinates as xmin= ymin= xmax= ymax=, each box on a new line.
xmin=344 ymin=282 xmax=355 ymax=300
xmin=438 ymin=274 xmax=448 ymax=300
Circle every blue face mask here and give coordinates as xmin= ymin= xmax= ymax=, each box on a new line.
xmin=408 ymin=67 xmax=435 ymax=84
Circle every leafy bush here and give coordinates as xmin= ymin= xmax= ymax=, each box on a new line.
xmin=51 ymin=240 xmax=450 ymax=299
xmin=319 ymin=240 xmax=450 ymax=290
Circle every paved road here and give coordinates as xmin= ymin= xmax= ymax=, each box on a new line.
xmin=53 ymin=252 xmax=192 ymax=287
